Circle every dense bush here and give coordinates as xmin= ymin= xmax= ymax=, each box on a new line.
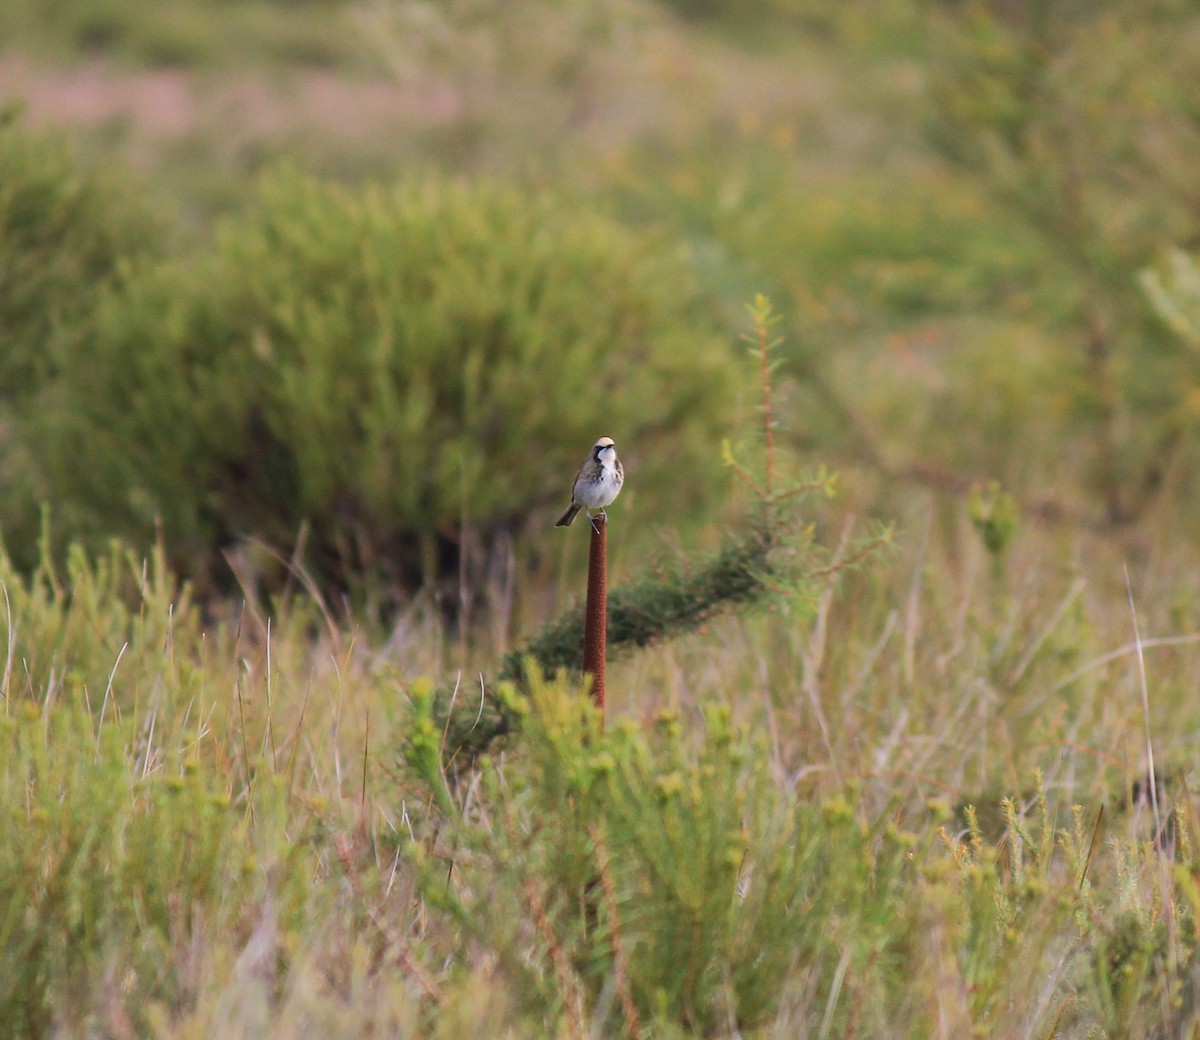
xmin=403 ymin=674 xmax=925 ymax=1036
xmin=0 ymin=115 xmax=166 ymax=571
xmin=402 ymin=672 xmax=1200 ymax=1038
xmin=31 ymin=171 xmax=740 ymax=600
xmin=0 ymin=112 xmax=164 ymax=399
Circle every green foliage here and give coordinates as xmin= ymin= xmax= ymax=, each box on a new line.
xmin=968 ymin=480 xmax=1018 ymax=559
xmin=436 ymin=300 xmax=867 ymax=764
xmin=0 ymin=541 xmax=319 ymax=1039
xmin=0 ymin=705 xmax=248 ymax=1038
xmin=402 ymin=673 xmax=923 ymax=1036
xmin=0 ymin=529 xmax=201 ymax=714
xmin=7 ymin=525 xmax=1200 ymax=1036
xmin=0 ymin=116 xmax=165 ymax=572
xmin=0 ymin=114 xmax=163 ymax=401
xmin=0 ymin=536 xmax=402 ymax=1038
xmin=512 ymin=525 xmax=780 ymax=676
xmin=404 ymin=674 xmax=1200 ymax=1037
xmin=432 ymin=522 xmax=800 ymax=761
xmin=33 ymin=170 xmax=739 ymax=597
xmin=922 ymin=0 xmax=1200 ymax=519
xmin=600 ymin=0 xmax=1200 ymax=526
xmin=652 ymin=0 xmax=912 ymax=38
xmin=610 ymin=130 xmax=1067 ymax=498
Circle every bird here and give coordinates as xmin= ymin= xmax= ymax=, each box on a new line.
xmin=555 ymin=436 xmax=625 ymax=528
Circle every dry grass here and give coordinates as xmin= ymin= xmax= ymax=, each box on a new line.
xmin=7 ymin=475 xmax=1200 ymax=1036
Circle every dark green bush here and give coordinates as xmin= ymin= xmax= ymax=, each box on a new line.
xmin=0 ymin=112 xmax=164 ymax=400
xmin=0 ymin=114 xmax=165 ymax=570
xmin=37 ymin=171 xmax=740 ymax=599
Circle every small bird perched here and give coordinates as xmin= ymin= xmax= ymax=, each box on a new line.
xmin=555 ymin=436 xmax=625 ymax=528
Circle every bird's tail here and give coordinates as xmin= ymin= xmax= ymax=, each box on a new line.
xmin=555 ymin=503 xmax=580 ymax=527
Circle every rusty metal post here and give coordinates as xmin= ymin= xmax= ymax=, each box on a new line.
xmin=581 ymin=513 xmax=607 ymax=718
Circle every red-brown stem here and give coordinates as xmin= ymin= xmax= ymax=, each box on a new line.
xmin=582 ymin=513 xmax=607 ymax=719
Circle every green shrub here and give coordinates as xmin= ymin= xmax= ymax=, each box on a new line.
xmin=0 ymin=535 xmax=200 ymax=714
xmin=401 ymin=669 xmax=1200 ymax=1036
xmin=402 ymin=674 xmax=923 ymax=1035
xmin=0 ymin=540 xmax=326 ymax=1040
xmin=0 ymin=115 xmax=165 ymax=571
xmin=37 ymin=171 xmax=740 ymax=599
xmin=0 ymin=705 xmax=246 ymax=1039
xmin=0 ymin=113 xmax=164 ymax=400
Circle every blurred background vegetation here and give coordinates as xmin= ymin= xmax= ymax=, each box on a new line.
xmin=4 ymin=0 xmax=1200 ymax=622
